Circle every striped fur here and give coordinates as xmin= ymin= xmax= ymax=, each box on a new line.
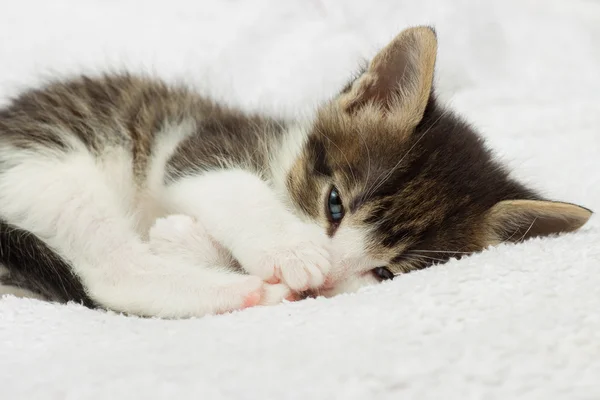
xmin=0 ymin=27 xmax=591 ymax=317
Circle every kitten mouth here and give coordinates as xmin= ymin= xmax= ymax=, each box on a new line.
xmin=298 ymin=276 xmax=338 ymax=299
xmin=299 ymin=284 xmax=335 ymax=299
xmin=298 ymin=289 xmax=319 ymax=299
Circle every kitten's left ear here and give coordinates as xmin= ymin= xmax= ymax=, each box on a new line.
xmin=482 ymin=199 xmax=593 ymax=245
xmin=338 ymin=26 xmax=437 ymax=126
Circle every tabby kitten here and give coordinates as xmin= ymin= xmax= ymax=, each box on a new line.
xmin=0 ymin=27 xmax=591 ymax=318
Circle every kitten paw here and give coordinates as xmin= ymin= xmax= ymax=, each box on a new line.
xmin=207 ymin=274 xmax=265 ymax=313
xmin=218 ymin=281 xmax=293 ymax=311
xmin=241 ymin=281 xmax=263 ymax=309
xmin=242 ymin=223 xmax=331 ymax=292
xmin=259 ymin=283 xmax=296 ymax=305
xmin=149 ymin=214 xmax=232 ymax=266
xmin=149 ymin=214 xmax=198 ymax=252
xmin=87 ymin=258 xmax=265 ymax=318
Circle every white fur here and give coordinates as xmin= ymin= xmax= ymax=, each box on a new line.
xmin=0 ymin=119 xmax=378 ymax=316
xmin=149 ymin=214 xmax=292 ymax=305
xmin=137 ymin=119 xmax=197 ymax=235
xmin=148 ymin=214 xmax=234 ymax=269
xmin=321 ymin=226 xmax=387 ymax=297
xmin=0 ymin=138 xmax=265 ymax=317
xmin=268 ymin=124 xmax=309 ymax=198
xmin=162 ymin=168 xmax=331 ymax=291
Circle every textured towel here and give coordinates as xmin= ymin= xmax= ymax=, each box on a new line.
xmin=1 ymin=1 xmax=599 ymax=399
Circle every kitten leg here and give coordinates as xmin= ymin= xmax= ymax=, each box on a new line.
xmin=162 ymin=169 xmax=331 ymax=292
xmin=148 ymin=214 xmax=235 ymax=269
xmin=148 ymin=214 xmax=293 ymax=305
xmin=0 ymin=153 xmax=262 ymax=317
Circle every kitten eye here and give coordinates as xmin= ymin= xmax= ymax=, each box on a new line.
xmin=372 ymin=267 xmax=394 ymax=281
xmin=326 ymin=186 xmax=345 ymax=223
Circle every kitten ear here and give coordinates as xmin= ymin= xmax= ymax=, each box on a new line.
xmin=482 ymin=200 xmax=592 ymax=244
xmin=338 ymin=26 xmax=437 ymax=125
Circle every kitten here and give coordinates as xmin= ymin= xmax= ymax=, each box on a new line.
xmin=0 ymin=26 xmax=591 ymax=318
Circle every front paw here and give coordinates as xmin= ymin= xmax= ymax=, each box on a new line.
xmin=240 ymin=223 xmax=331 ymax=291
xmin=149 ymin=214 xmax=232 ymax=267
xmin=259 ymin=283 xmax=297 ymax=305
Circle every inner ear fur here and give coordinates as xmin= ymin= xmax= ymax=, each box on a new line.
xmin=482 ymin=199 xmax=592 ymax=245
xmin=337 ymin=26 xmax=438 ymax=126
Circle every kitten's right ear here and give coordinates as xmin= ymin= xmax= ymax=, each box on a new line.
xmin=481 ymin=199 xmax=593 ymax=245
xmin=337 ymin=26 xmax=437 ymax=127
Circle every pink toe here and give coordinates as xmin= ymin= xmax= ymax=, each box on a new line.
xmin=265 ymin=276 xmax=281 ymax=284
xmin=242 ymin=291 xmax=261 ymax=308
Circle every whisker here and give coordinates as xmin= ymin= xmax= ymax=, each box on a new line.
xmin=496 ymin=217 xmax=537 ymax=248
xmin=517 ymin=217 xmax=537 ymax=243
xmin=319 ymin=130 xmax=358 ymax=186
xmin=411 ymin=249 xmax=472 ymax=255
xmin=363 ymin=109 xmax=449 ymax=199
xmin=394 ymin=254 xmax=447 ymax=273
xmin=356 ymin=132 xmax=372 ymax=196
xmin=404 ymin=253 xmax=447 ymax=263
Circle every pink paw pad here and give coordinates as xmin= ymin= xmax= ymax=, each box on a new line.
xmin=242 ymin=290 xmax=262 ymax=308
xmin=265 ymin=276 xmax=281 ymax=284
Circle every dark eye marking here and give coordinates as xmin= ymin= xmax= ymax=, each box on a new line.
xmin=308 ymin=137 xmax=332 ymax=176
xmin=372 ymin=267 xmax=394 ymax=281
xmin=326 ymin=186 xmax=344 ymax=225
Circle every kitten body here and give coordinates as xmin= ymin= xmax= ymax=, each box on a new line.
xmin=0 ymin=27 xmax=591 ymax=318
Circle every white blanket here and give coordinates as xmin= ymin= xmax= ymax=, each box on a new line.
xmin=1 ymin=1 xmax=599 ymax=398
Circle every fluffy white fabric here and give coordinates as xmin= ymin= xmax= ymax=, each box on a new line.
xmin=1 ymin=0 xmax=599 ymax=398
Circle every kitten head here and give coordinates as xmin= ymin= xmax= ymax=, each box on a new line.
xmin=286 ymin=26 xmax=592 ymax=296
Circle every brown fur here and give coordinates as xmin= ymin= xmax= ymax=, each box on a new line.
xmin=0 ymin=26 xmax=592 ymax=303
xmin=482 ymin=200 xmax=592 ymax=245
xmin=0 ymin=74 xmax=286 ymax=182
xmin=0 ymin=74 xmax=288 ymax=301
xmin=286 ymin=26 xmax=592 ymax=275
xmin=0 ymin=75 xmax=192 ymax=179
